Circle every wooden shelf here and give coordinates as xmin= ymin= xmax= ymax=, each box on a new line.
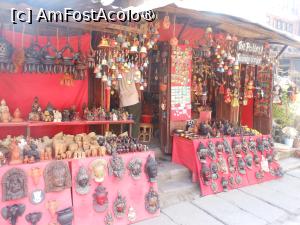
xmin=0 ymin=120 xmax=134 ymax=136
xmin=0 ymin=122 xmax=28 ymax=127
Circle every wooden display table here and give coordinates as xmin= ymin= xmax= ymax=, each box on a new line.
xmin=0 ymin=120 xmax=134 ymax=136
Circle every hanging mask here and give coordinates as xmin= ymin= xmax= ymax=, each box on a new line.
xmin=245 ymin=154 xmax=253 ymax=169
xmin=241 ymin=137 xmax=249 ymax=154
xmin=216 ymin=141 xmax=224 ymax=155
xmin=108 ymin=152 xmax=125 ymax=179
xmin=93 ymin=185 xmax=108 ymax=212
xmin=227 ymin=156 xmax=236 ymax=173
xmin=223 ymin=138 xmax=232 ymax=154
xmin=197 ymin=142 xmax=208 ymax=163
xmin=145 ymin=155 xmax=158 ymax=183
xmin=75 ymin=166 xmax=90 ymax=195
xmin=237 ymin=157 xmax=246 ymax=174
xmin=145 ymin=187 xmax=160 ymax=214
xmin=127 ymin=158 xmax=142 ymax=180
xmin=201 ymin=162 xmax=211 ymax=185
xmin=249 ymin=138 xmax=257 ymax=152
xmin=221 ymin=177 xmax=229 ymax=192
xmin=113 ymin=192 xmax=126 ymax=218
xmin=207 ymin=141 xmax=216 ymax=160
xmin=210 ymin=162 xmax=218 ymax=180
xmin=218 ymin=156 xmax=228 ymax=174
xmin=232 ymin=140 xmax=242 ymax=156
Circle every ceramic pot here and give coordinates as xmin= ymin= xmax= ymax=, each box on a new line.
xmin=57 ymin=207 xmax=73 ymax=225
xmin=284 ymin=138 xmax=294 ymax=148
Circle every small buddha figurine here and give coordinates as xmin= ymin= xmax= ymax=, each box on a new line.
xmin=0 ymin=99 xmax=11 ymax=123
xmin=9 ymin=139 xmax=22 ymax=165
xmin=0 ymin=99 xmax=9 ymax=115
xmin=12 ymin=108 xmax=24 ymax=122
xmin=29 ymin=97 xmax=42 ymax=121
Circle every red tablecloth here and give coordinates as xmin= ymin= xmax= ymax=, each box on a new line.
xmin=172 ymin=135 xmax=282 ymax=196
xmin=0 ymin=151 xmax=159 ymax=225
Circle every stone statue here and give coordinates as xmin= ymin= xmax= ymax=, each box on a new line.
xmin=0 ymin=99 xmax=11 ymax=122
xmin=75 ymin=166 xmax=90 ymax=195
xmin=145 ymin=155 xmax=158 ymax=182
xmin=9 ymin=140 xmax=22 ymax=165
xmin=44 ymin=161 xmax=71 ymax=193
xmin=2 ymin=168 xmax=27 ymax=201
xmin=11 ymin=108 xmax=24 ymax=122
xmin=1 ymin=204 xmax=25 ymax=225
xmin=29 ymin=97 xmax=42 ymax=121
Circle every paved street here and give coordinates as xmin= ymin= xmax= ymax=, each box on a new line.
xmin=136 ymin=168 xmax=300 ymax=225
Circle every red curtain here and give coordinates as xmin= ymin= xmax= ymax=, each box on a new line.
xmin=0 ymin=30 xmax=90 ymax=138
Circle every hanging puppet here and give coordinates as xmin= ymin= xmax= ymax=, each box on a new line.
xmin=272 ymin=84 xmax=282 ymax=104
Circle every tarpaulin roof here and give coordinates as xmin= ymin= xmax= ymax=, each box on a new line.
xmin=124 ymin=0 xmax=300 ymax=48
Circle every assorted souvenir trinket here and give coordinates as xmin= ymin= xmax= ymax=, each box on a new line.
xmin=201 ymin=162 xmax=211 ymax=185
xmin=128 ymin=206 xmax=137 ymax=222
xmin=1 ymin=204 xmax=25 ymax=225
xmin=25 ymin=212 xmax=42 ymax=225
xmin=211 ymin=181 xmax=218 ymax=193
xmin=127 ymin=157 xmax=143 ymax=180
xmin=227 ymin=156 xmax=236 ymax=173
xmin=223 ymin=138 xmax=232 ymax=154
xmin=108 ymin=151 xmax=125 ymax=179
xmin=207 ymin=141 xmax=216 ymax=160
xmin=76 ymin=166 xmax=90 ymax=195
xmin=113 ymin=192 xmax=127 ymax=218
xmin=44 ymin=161 xmax=72 ymax=193
xmin=197 ymin=142 xmax=208 ymax=162
xmin=210 ymin=162 xmax=219 ymax=180
xmin=56 ymin=207 xmax=74 ymax=225
xmin=217 ymin=156 xmax=228 ymax=174
xmin=221 ymin=177 xmax=229 ymax=192
xmin=89 ymin=158 xmax=107 ymax=183
xmin=93 ymin=185 xmax=108 ymax=212
xmin=28 ymin=97 xmax=42 ymax=121
xmin=237 ymin=157 xmax=246 ymax=175
xmin=145 ymin=154 xmax=158 ymax=182
xmin=2 ymin=168 xmax=27 ymax=201
xmin=104 ymin=212 xmax=114 ymax=225
xmin=145 ymin=187 xmax=160 ymax=214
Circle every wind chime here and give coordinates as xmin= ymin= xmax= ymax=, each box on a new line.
xmin=92 ymin=22 xmax=159 ymax=91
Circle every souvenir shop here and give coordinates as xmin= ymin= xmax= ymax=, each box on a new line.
xmin=0 ymin=1 xmax=299 ymax=225
xmin=0 ymin=2 xmax=164 ymax=225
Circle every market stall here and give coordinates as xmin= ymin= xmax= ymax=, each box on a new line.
xmin=0 ymin=1 xmax=163 ymax=224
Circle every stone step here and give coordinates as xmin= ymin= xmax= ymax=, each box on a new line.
xmin=275 ymin=143 xmax=295 ymax=160
xmin=279 ymin=157 xmax=300 ymax=172
xmin=158 ymin=176 xmax=200 ymax=208
xmin=157 ymin=160 xmax=191 ymax=183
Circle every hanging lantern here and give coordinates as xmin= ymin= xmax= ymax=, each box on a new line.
xmin=226 ymin=34 xmax=232 ymax=41
xmin=98 ymin=37 xmax=109 ymax=48
xmin=101 ymin=59 xmax=107 ymax=66
xmin=117 ymin=73 xmax=123 ymax=80
xmin=95 ymin=72 xmax=102 ymax=79
xmin=206 ymin=26 xmax=213 ymax=33
xmin=102 ymin=73 xmax=108 ymax=82
xmin=163 ymin=14 xmax=170 ymax=29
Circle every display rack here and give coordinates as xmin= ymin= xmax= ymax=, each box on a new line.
xmin=0 ymin=120 xmax=134 ymax=136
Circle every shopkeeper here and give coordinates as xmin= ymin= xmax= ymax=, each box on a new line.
xmin=117 ymin=68 xmax=141 ymax=139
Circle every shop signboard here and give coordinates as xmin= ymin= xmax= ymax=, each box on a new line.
xmin=236 ymin=40 xmax=264 ymax=65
